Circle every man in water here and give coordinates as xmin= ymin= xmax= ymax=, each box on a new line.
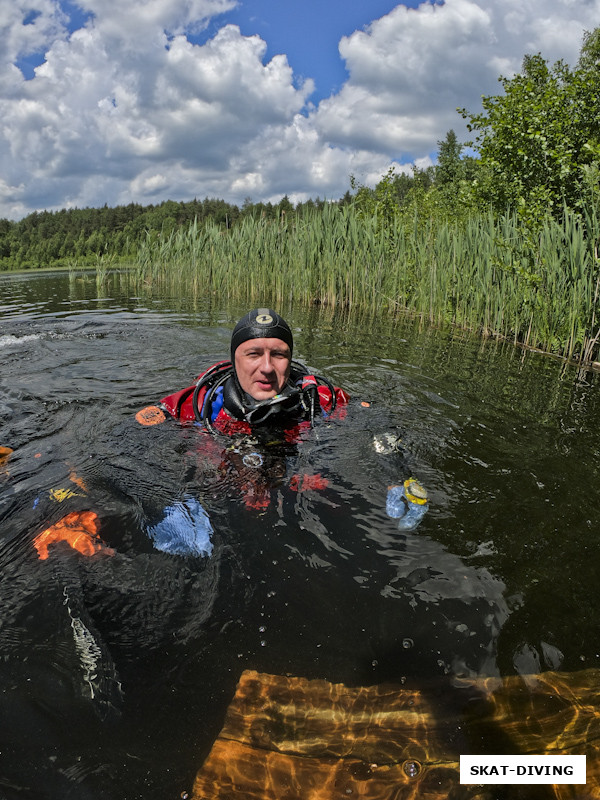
xmin=133 ymin=307 xmax=350 ymax=523
xmin=139 ymin=307 xmax=349 ymax=434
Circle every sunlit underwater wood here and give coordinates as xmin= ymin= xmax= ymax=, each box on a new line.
xmin=191 ymin=669 xmax=600 ymax=799
xmin=461 ymin=670 xmax=600 ymax=799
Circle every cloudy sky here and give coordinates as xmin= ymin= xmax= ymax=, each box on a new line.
xmin=1 ymin=0 xmax=599 ymax=220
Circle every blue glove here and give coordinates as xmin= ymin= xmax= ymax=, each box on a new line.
xmin=147 ymin=496 xmax=213 ymax=557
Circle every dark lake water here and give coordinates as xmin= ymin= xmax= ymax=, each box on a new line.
xmin=1 ymin=269 xmax=600 ymax=799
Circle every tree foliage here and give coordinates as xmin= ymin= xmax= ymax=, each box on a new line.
xmin=351 ymin=130 xmax=477 ymax=225
xmin=460 ymin=28 xmax=600 ymax=215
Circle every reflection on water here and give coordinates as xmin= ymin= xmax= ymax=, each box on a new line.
xmin=193 ymin=668 xmax=600 ymax=799
xmin=1 ymin=270 xmax=600 ymax=798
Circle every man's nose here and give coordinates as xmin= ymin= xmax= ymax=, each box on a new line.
xmin=259 ymin=353 xmax=275 ymax=372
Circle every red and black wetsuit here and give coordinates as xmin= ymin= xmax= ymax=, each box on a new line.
xmin=158 ymin=362 xmax=350 ymax=508
xmin=159 ymin=361 xmax=349 ymax=442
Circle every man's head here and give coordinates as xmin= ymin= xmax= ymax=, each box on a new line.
xmin=230 ymin=309 xmax=293 ymax=401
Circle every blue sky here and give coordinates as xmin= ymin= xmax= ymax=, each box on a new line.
xmin=16 ymin=0 xmax=93 ymax=78
xmin=195 ymin=0 xmax=425 ymax=103
xmin=1 ymin=0 xmax=599 ymax=219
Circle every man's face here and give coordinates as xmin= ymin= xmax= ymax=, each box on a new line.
xmin=234 ymin=337 xmax=292 ymax=401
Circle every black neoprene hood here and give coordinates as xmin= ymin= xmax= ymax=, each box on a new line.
xmin=230 ymin=308 xmax=294 ymax=361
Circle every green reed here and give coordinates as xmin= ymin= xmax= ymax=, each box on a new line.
xmin=134 ymin=202 xmax=600 ymax=365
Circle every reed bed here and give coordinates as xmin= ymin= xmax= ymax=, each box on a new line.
xmin=134 ymin=202 xmax=600 ymax=365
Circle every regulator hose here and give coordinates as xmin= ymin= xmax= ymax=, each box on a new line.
xmin=192 ymin=359 xmax=338 ymax=431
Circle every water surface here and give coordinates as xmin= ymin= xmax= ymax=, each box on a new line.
xmin=1 ymin=270 xmax=599 ymax=799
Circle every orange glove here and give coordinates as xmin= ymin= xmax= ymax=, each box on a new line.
xmin=33 ymin=511 xmax=113 ymax=560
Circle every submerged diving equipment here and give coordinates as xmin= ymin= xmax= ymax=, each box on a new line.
xmin=386 ymin=479 xmax=428 ymax=530
xmin=147 ymin=496 xmax=213 ymax=557
xmin=0 ymin=446 xmax=13 ymax=467
xmin=33 ymin=511 xmax=114 ymax=560
xmin=373 ymin=432 xmax=402 ymax=454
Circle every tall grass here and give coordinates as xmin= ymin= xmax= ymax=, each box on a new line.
xmin=134 ymin=202 xmax=600 ymax=365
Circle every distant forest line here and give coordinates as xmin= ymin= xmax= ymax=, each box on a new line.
xmin=0 ymin=194 xmax=349 ymax=270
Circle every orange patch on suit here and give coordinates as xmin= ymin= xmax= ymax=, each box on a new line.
xmin=135 ymin=405 xmax=167 ymax=426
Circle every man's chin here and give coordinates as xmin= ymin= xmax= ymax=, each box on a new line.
xmin=251 ymin=385 xmax=278 ymax=401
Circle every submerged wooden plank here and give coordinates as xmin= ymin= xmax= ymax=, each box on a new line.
xmin=192 ymin=669 xmax=600 ymax=799
xmin=193 ymin=738 xmax=460 ymax=800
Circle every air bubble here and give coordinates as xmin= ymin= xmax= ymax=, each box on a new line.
xmin=402 ymin=760 xmax=421 ymax=779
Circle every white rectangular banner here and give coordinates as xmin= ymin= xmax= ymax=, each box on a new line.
xmin=460 ymin=755 xmax=586 ymax=784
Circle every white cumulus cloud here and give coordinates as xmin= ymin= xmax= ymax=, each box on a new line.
xmin=313 ymin=0 xmax=600 ymax=160
xmin=0 ymin=0 xmax=599 ymax=218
